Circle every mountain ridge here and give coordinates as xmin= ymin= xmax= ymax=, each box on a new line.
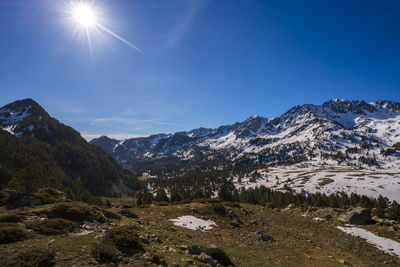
xmin=0 ymin=98 xmax=141 ymax=197
xmin=91 ymin=99 xmax=400 ymax=173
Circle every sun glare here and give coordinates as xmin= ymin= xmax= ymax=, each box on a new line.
xmin=72 ymin=3 xmax=97 ymax=27
xmin=64 ymin=1 xmax=142 ymax=54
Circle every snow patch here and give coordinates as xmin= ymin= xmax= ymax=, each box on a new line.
xmin=170 ymin=215 xmax=216 ymax=231
xmin=337 ymin=226 xmax=400 ymax=258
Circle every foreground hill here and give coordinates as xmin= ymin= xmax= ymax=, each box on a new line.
xmin=0 ymin=198 xmax=400 ymax=266
xmin=91 ymin=99 xmax=400 ymax=201
xmin=0 ymin=99 xmax=140 ymax=197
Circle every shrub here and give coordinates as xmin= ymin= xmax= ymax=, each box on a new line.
xmin=0 ymin=213 xmax=23 ymax=222
xmin=205 ymin=247 xmax=233 ymax=266
xmin=194 ymin=198 xmax=221 ymax=204
xmin=27 ymin=218 xmax=77 ymax=235
xmin=3 ymin=247 xmax=55 ymax=267
xmin=0 ymin=226 xmax=31 ymax=244
xmin=120 ymin=208 xmax=138 ymax=218
xmin=212 ymin=203 xmax=226 ymax=215
xmin=91 ymin=242 xmax=119 ymax=264
xmin=224 ymin=202 xmax=241 ymax=208
xmin=30 ymin=188 xmax=66 ymax=205
xmin=44 ymin=202 xmax=104 ymax=223
xmin=101 ymin=209 xmax=121 ymax=220
xmin=154 ymin=189 xmax=169 ymax=202
xmin=105 ymin=225 xmax=143 ymax=254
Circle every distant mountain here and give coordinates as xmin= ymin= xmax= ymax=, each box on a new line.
xmin=91 ymin=99 xmax=400 ymax=176
xmin=0 ymin=99 xmax=140 ymax=197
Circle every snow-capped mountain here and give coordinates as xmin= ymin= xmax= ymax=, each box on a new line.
xmin=90 ymin=99 xmax=400 ymax=201
xmin=91 ymin=99 xmax=400 ymax=173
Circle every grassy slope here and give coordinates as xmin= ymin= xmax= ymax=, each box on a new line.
xmin=0 ymin=200 xmax=399 ymax=266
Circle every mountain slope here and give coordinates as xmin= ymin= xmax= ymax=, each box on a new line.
xmin=91 ymin=99 xmax=400 ymax=200
xmin=0 ymin=99 xmax=140 ymax=197
xmin=91 ymin=99 xmax=400 ymax=172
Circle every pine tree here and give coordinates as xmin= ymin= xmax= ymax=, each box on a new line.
xmin=155 ymin=189 xmax=169 ymax=202
xmin=136 ymin=190 xmax=144 ymax=206
xmin=170 ymin=190 xmax=182 ymax=203
xmin=193 ymin=188 xmax=204 ymax=199
xmin=65 ymin=187 xmax=75 ymax=200
xmin=218 ymin=183 xmax=232 ymax=201
xmin=143 ymin=191 xmax=153 ymax=204
xmin=374 ymin=195 xmax=388 ymax=218
xmin=388 ymin=201 xmax=400 ymax=220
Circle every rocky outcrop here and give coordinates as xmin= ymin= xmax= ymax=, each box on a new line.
xmin=338 ymin=208 xmax=372 ymax=225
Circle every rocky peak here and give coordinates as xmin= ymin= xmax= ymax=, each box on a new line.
xmin=322 ymin=99 xmax=376 ymax=114
xmin=0 ymin=98 xmax=48 ymax=119
xmin=370 ymin=100 xmax=400 ymax=112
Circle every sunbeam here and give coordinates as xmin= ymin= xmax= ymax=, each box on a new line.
xmin=95 ymin=23 xmax=143 ymax=54
xmin=66 ymin=1 xmax=142 ymax=54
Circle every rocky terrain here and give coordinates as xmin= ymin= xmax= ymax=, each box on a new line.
xmin=1 ymin=193 xmax=400 ymax=266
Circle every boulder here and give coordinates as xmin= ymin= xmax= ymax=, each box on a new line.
xmin=199 ymin=252 xmax=215 ymax=266
xmin=230 ymin=218 xmax=241 ymax=228
xmin=257 ymin=232 xmax=275 ymax=242
xmin=187 ymin=245 xmax=205 ymax=255
xmin=205 ymin=246 xmax=233 ymax=266
xmin=338 ymin=208 xmax=371 ymax=225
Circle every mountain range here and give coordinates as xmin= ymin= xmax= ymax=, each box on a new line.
xmin=2 ymin=98 xmax=400 ymax=201
xmin=91 ymin=99 xmax=400 ymax=174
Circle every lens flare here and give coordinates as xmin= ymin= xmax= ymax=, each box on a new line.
xmin=72 ymin=3 xmax=97 ymax=27
xmin=65 ymin=1 xmax=142 ymax=54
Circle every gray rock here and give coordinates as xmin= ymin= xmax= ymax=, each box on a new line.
xmin=183 ymin=258 xmax=193 ymax=264
xmin=230 ymin=218 xmax=241 ymax=228
xmin=338 ymin=208 xmax=371 ymax=225
xmin=199 ymin=252 xmax=215 ymax=266
xmin=205 ymin=246 xmax=234 ymax=266
xmin=187 ymin=245 xmax=205 ymax=255
xmin=258 ymin=232 xmax=275 ymax=242
xmin=191 ymin=208 xmax=199 ymax=214
xmin=143 ymin=252 xmax=153 ymax=262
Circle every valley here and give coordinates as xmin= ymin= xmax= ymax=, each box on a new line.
xmin=1 ymin=98 xmax=400 ymax=266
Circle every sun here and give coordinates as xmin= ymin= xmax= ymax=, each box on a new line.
xmin=71 ymin=3 xmax=98 ymax=28
xmin=63 ymin=1 xmax=143 ymax=53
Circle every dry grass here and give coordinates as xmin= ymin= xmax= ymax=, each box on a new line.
xmin=0 ymin=200 xmax=400 ymax=266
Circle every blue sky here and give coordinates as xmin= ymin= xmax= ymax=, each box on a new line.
xmin=0 ymin=0 xmax=399 ymax=140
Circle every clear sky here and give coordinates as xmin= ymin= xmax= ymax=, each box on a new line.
xmin=0 ymin=0 xmax=399 ymax=140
